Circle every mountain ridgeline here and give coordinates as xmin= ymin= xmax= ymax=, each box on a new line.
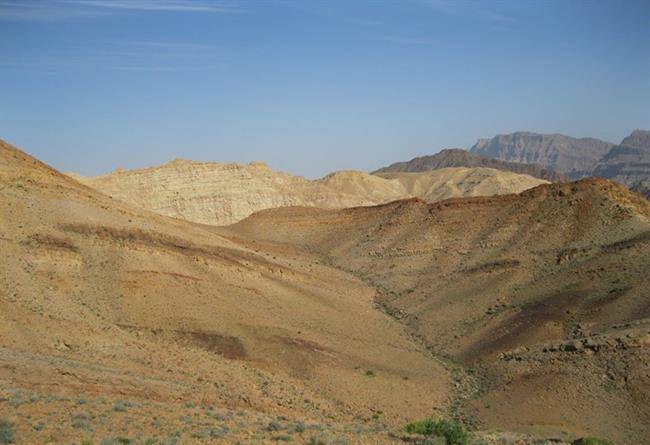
xmin=469 ymin=131 xmax=614 ymax=177
xmin=373 ymin=148 xmax=567 ymax=182
xmin=593 ymin=130 xmax=650 ymax=197
xmin=375 ymin=130 xmax=650 ymax=198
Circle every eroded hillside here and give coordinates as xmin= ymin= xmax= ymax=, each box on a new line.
xmin=0 ymin=140 xmax=453 ymax=444
xmin=2 ymin=138 xmax=647 ymax=444
xmin=69 ymin=158 xmax=547 ymax=225
xmin=232 ymin=179 xmax=650 ymax=444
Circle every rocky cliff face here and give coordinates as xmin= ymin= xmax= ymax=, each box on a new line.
xmin=69 ymin=160 xmax=547 ymax=226
xmin=373 ymin=148 xmax=566 ymax=182
xmin=592 ymin=130 xmax=650 ymax=197
xmin=470 ymin=132 xmax=614 ymax=177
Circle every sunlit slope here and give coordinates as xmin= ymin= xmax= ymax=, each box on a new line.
xmin=233 ymin=179 xmax=650 ymax=443
xmin=0 ymin=139 xmax=451 ymax=442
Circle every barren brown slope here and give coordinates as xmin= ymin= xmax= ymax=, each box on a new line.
xmin=232 ymin=179 xmax=650 ymax=444
xmin=0 ymin=139 xmax=453 ymax=444
xmin=69 ymin=159 xmax=546 ymax=226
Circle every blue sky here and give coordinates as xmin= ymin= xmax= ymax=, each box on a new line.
xmin=1 ymin=0 xmax=649 ymax=177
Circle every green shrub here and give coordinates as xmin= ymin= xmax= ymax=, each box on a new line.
xmin=0 ymin=419 xmax=15 ymax=444
xmin=404 ymin=418 xmax=468 ymax=445
xmin=573 ymin=438 xmax=613 ymax=445
xmin=365 ymin=370 xmax=376 ymax=377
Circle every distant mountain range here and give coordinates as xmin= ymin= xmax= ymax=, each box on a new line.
xmin=470 ymin=131 xmax=614 ymax=177
xmin=375 ymin=130 xmax=649 ymax=198
xmin=592 ymin=130 xmax=650 ymax=197
xmin=373 ymin=148 xmax=566 ymax=182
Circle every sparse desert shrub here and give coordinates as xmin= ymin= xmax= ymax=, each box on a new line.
xmin=100 ymin=438 xmax=131 ymax=445
xmin=178 ymin=415 xmax=193 ymax=424
xmin=0 ymin=419 xmax=15 ymax=444
xmin=210 ymin=426 xmax=229 ymax=438
xmin=307 ymin=434 xmax=348 ymax=445
xmin=191 ymin=429 xmax=210 ymax=439
xmin=32 ymin=422 xmax=46 ymax=431
xmin=80 ymin=439 xmax=94 ymax=445
xmin=160 ymin=431 xmax=181 ymax=445
xmin=72 ymin=412 xmax=92 ymax=430
xmin=112 ymin=400 xmax=127 ymax=412
xmin=404 ymin=418 xmax=468 ymax=445
xmin=267 ymin=421 xmax=284 ymax=431
xmin=211 ymin=410 xmax=233 ymax=421
xmin=572 ymin=438 xmax=613 ymax=445
xmin=7 ymin=395 xmax=23 ymax=408
xmin=271 ymin=434 xmax=292 ymax=441
xmin=193 ymin=424 xmax=230 ymax=438
xmin=307 ymin=435 xmax=328 ymax=445
xmin=289 ymin=421 xmax=305 ymax=433
xmin=365 ymin=370 xmax=376 ymax=377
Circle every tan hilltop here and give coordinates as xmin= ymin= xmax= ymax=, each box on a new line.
xmin=68 ymin=159 xmax=548 ymax=225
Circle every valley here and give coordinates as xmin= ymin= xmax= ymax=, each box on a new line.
xmin=1 ymin=139 xmax=648 ymax=444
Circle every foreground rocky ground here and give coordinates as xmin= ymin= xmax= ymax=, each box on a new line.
xmin=1 ymin=386 xmax=585 ymax=444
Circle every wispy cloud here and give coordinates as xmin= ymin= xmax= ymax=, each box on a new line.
xmin=0 ymin=0 xmax=239 ymax=21
xmin=344 ymin=18 xmax=382 ymax=27
xmin=125 ymin=41 xmax=218 ymax=51
xmin=380 ymin=35 xmax=437 ymax=47
xmin=62 ymin=0 xmax=238 ymax=13
xmin=425 ymin=0 xmax=512 ymax=23
xmin=110 ymin=65 xmax=201 ymax=71
xmin=0 ymin=36 xmax=224 ymax=73
xmin=0 ymin=1 xmax=106 ymax=21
